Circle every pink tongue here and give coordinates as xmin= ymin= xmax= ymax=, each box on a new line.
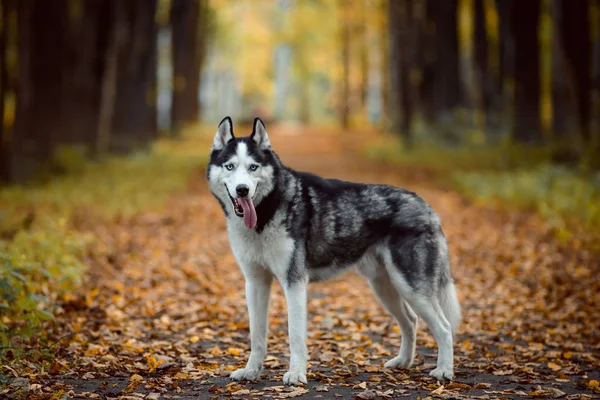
xmin=238 ymin=198 xmax=257 ymax=229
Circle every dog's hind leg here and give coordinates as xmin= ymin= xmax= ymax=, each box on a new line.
xmin=382 ymin=243 xmax=455 ymax=380
xmin=401 ymin=293 xmax=454 ymax=380
xmin=230 ymin=269 xmax=273 ymax=382
xmin=368 ymin=274 xmax=418 ymax=369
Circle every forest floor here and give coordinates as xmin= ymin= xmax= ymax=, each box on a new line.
xmin=4 ymin=126 xmax=599 ymax=400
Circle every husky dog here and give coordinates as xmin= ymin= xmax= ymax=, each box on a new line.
xmin=206 ymin=117 xmax=461 ymax=385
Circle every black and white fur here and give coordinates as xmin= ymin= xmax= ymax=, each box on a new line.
xmin=206 ymin=117 xmax=461 ymax=385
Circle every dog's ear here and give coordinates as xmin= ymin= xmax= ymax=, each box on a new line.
xmin=250 ymin=117 xmax=271 ymax=149
xmin=212 ymin=116 xmax=235 ymax=150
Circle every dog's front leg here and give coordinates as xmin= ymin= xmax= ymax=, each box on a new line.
xmin=230 ymin=271 xmax=273 ymax=381
xmin=282 ymin=280 xmax=308 ymax=385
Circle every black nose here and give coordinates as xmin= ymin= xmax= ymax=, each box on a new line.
xmin=236 ymin=185 xmax=249 ymax=197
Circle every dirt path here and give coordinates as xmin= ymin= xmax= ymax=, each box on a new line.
xmin=16 ymin=127 xmax=599 ymax=399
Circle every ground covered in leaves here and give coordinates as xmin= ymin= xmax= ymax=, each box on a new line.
xmin=3 ymin=128 xmax=600 ymax=399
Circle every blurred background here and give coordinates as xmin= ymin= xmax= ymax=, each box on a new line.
xmin=0 ymin=0 xmax=600 ymax=184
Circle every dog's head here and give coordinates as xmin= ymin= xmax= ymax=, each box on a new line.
xmin=206 ymin=117 xmax=278 ymax=229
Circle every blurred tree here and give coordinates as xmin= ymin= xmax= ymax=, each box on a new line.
xmin=111 ymin=0 xmax=159 ymax=153
xmin=11 ymin=0 xmax=68 ymax=181
xmin=388 ymin=0 xmax=414 ymax=143
xmin=588 ymin=0 xmax=599 ymax=168
xmin=474 ymin=0 xmax=494 ymax=124
xmin=431 ymin=0 xmax=461 ymax=123
xmin=340 ymin=0 xmax=351 ymax=129
xmin=96 ymin=0 xmax=122 ymax=156
xmin=0 ymin=0 xmax=8 ymax=182
xmin=495 ymin=0 xmax=514 ymax=120
xmin=171 ymin=0 xmax=206 ymax=135
xmin=416 ymin=0 xmax=437 ymax=121
xmin=552 ymin=0 xmax=591 ymax=146
xmin=511 ymin=0 xmax=541 ymax=143
xmin=61 ymin=0 xmax=113 ymax=149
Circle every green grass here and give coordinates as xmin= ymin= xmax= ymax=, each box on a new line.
xmin=365 ymin=136 xmax=600 ymax=248
xmin=454 ymin=166 xmax=600 ymax=243
xmin=364 ymin=139 xmax=553 ymax=173
xmin=0 ymin=129 xmax=209 ymax=354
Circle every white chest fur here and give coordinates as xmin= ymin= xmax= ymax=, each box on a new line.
xmin=226 ymin=213 xmax=295 ymax=281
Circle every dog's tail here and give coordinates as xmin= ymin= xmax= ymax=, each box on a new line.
xmin=438 ymin=280 xmax=461 ymax=336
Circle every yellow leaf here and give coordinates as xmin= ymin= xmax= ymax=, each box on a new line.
xmin=189 ymin=336 xmax=200 ymax=343
xmin=226 ymin=382 xmax=243 ymax=393
xmin=430 ymin=385 xmax=444 ymax=395
xmin=146 ymin=355 xmax=163 ymax=373
xmin=460 ymin=340 xmax=472 ymax=350
xmin=446 ymin=382 xmax=471 ymax=390
xmin=547 ymin=362 xmax=561 ymax=371
xmin=227 ymin=348 xmax=242 ymax=356
xmin=589 ymin=380 xmax=599 ymax=388
xmin=129 ymin=374 xmax=144 ymax=382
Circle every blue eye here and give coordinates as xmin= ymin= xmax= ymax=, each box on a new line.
xmin=224 ymin=164 xmax=234 ymax=171
xmin=249 ymin=164 xmax=259 ymax=171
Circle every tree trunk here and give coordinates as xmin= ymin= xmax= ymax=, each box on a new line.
xmin=416 ymin=0 xmax=436 ymax=121
xmin=431 ymin=0 xmax=461 ymax=122
xmin=111 ymin=0 xmax=158 ymax=153
xmin=551 ymin=0 xmax=573 ymax=139
xmin=0 ymin=0 xmax=8 ymax=182
xmin=61 ymin=0 xmax=113 ymax=149
xmin=387 ymin=0 xmax=401 ymax=133
xmin=511 ymin=0 xmax=541 ymax=143
xmin=388 ymin=0 xmax=414 ymax=142
xmin=170 ymin=0 xmax=201 ymax=134
xmin=558 ymin=0 xmax=591 ymax=143
xmin=398 ymin=0 xmax=414 ymax=143
xmin=593 ymin=0 xmax=600 ymax=166
xmin=474 ymin=0 xmax=492 ymax=119
xmin=340 ymin=0 xmax=351 ymax=129
xmin=379 ymin=0 xmax=390 ymax=125
xmin=96 ymin=0 xmax=122 ymax=156
xmin=11 ymin=0 xmax=67 ymax=182
xmin=495 ymin=0 xmax=514 ymax=119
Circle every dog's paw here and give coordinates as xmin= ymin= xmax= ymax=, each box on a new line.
xmin=384 ymin=354 xmax=414 ymax=369
xmin=282 ymin=370 xmax=307 ymax=385
xmin=429 ymin=366 xmax=454 ymax=381
xmin=230 ymin=367 xmax=261 ymax=381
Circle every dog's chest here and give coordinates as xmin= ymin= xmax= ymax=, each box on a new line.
xmin=227 ymin=219 xmax=294 ymax=277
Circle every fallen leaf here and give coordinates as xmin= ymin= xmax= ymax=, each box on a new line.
xmin=227 ymin=348 xmax=242 ymax=356
xmin=446 ymin=382 xmax=471 ymax=390
xmin=280 ymin=388 xmax=309 ymax=398
xmin=430 ymin=385 xmax=444 ymax=395
xmin=145 ymin=354 xmax=163 ymax=373
xmin=226 ymin=382 xmax=243 ymax=393
xmin=547 ymin=387 xmax=566 ymax=398
xmin=547 ymin=362 xmax=561 ymax=371
xmin=474 ymin=383 xmax=492 ymax=389
xmin=355 ymin=389 xmax=377 ymax=400
xmin=129 ymin=374 xmax=143 ymax=382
